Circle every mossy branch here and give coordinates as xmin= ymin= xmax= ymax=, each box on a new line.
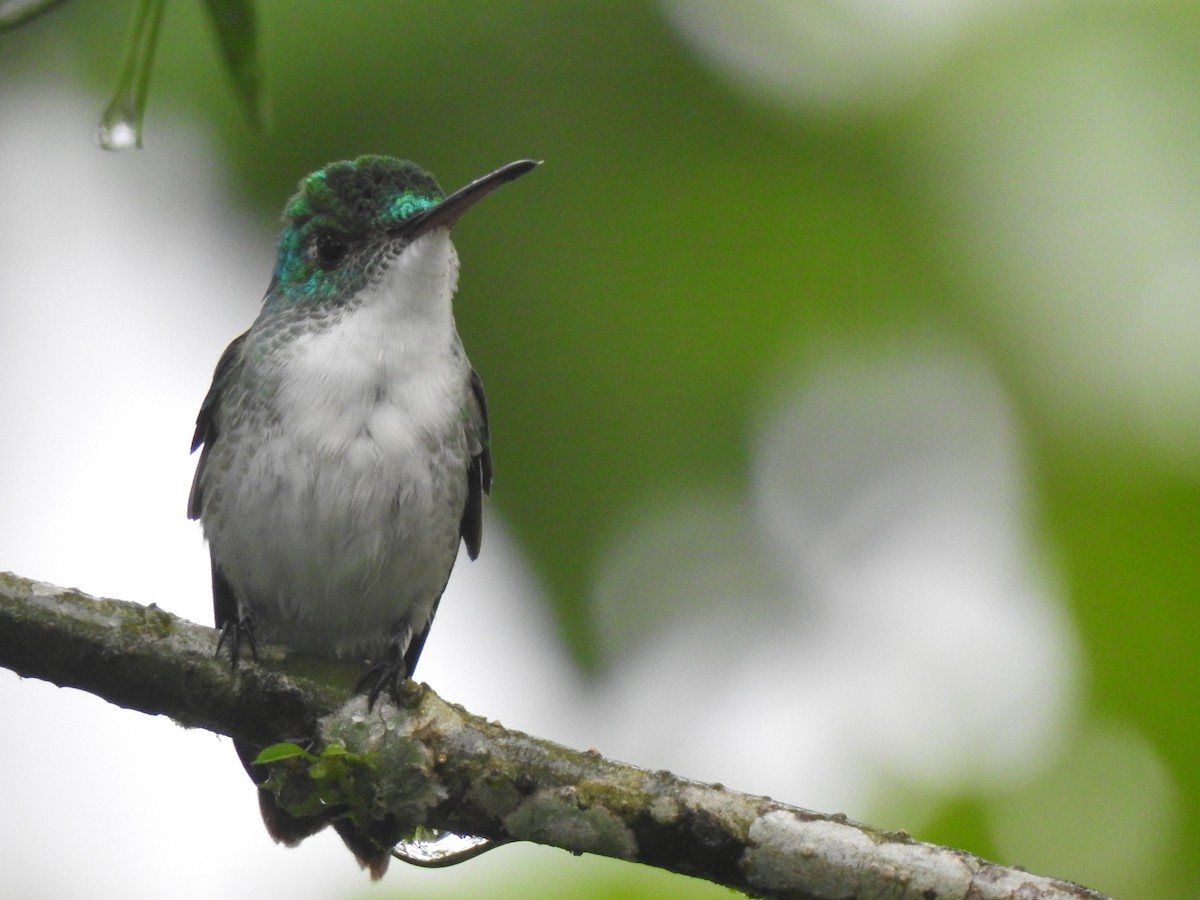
xmin=0 ymin=571 xmax=1109 ymax=900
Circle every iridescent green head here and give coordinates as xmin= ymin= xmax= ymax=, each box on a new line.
xmin=266 ymin=156 xmax=540 ymax=310
xmin=270 ymin=156 xmax=444 ymax=306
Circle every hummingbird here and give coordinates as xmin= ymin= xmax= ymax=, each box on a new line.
xmin=187 ymin=155 xmax=539 ymax=877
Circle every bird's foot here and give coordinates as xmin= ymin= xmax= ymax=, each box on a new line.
xmin=215 ymin=615 xmax=258 ymax=667
xmin=355 ymin=626 xmax=412 ymax=710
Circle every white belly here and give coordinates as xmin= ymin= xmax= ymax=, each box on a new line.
xmin=208 ymin=420 xmax=468 ymax=660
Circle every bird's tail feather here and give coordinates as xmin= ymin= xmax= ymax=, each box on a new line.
xmin=235 ymin=739 xmax=391 ymax=878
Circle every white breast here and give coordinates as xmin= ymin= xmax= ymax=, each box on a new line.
xmin=279 ymin=231 xmax=463 ymax=454
xmin=204 ymin=230 xmax=474 ymax=660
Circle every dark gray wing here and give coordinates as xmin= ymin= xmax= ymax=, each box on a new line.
xmin=459 ymin=367 xmax=492 ymax=560
xmin=404 ymin=368 xmax=492 ymax=676
xmin=188 ymin=330 xmax=248 ymax=518
xmin=188 ymin=331 xmax=248 ymax=629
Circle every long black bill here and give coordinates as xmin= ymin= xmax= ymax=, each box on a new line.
xmin=401 ymin=159 xmax=540 ymax=240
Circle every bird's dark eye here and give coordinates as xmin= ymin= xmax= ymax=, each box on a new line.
xmin=311 ymin=232 xmax=349 ymax=269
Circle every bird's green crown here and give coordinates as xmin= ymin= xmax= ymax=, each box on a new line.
xmin=270 ymin=156 xmax=445 ymax=305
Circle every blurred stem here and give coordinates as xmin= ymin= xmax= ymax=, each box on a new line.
xmin=97 ymin=0 xmax=165 ymax=150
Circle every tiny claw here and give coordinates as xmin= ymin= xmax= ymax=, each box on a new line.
xmin=354 ymin=656 xmax=405 ymax=710
xmin=355 ymin=626 xmax=412 ymax=709
xmin=215 ymin=615 xmax=258 ymax=667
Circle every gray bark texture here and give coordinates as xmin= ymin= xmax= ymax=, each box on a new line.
xmin=0 ymin=571 xmax=1111 ymax=900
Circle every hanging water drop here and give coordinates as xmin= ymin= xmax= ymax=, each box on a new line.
xmin=391 ymin=828 xmax=500 ymax=868
xmin=96 ymin=102 xmax=139 ymax=151
xmin=96 ymin=0 xmax=165 ymax=151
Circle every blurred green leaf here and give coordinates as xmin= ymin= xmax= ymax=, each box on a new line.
xmin=200 ymin=0 xmax=262 ymax=126
xmin=253 ymin=741 xmax=315 ymax=764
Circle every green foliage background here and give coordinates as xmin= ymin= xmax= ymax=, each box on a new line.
xmin=2 ymin=2 xmax=1197 ymax=898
